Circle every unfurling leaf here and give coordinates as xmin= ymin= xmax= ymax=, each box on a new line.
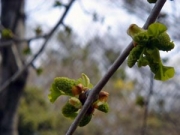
xmin=127 ymin=23 xmax=175 ymax=81
xmin=48 ymin=74 xmax=109 ymax=127
xmin=127 ymin=45 xmax=144 ymax=68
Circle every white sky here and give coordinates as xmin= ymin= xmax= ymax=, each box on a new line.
xmin=25 ymin=0 xmax=180 ymax=66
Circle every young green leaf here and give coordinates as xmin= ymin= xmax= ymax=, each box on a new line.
xmin=127 ymin=45 xmax=144 ymax=68
xmin=127 ymin=23 xmax=175 ymax=81
xmin=77 ymin=73 xmax=93 ymax=89
xmin=48 ymin=83 xmax=63 ymax=103
xmin=147 ymin=23 xmax=167 ymax=37
xmin=48 ymin=77 xmax=77 ymax=102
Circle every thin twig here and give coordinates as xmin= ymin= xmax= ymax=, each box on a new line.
xmin=66 ymin=0 xmax=167 ymax=135
xmin=0 ymin=0 xmax=76 ymax=93
xmin=0 ymin=34 xmax=48 ymax=47
xmin=141 ymin=73 xmax=154 ymax=135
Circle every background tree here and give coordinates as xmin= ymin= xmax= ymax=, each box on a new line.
xmin=0 ymin=0 xmax=180 ymax=135
xmin=0 ymin=1 xmax=28 ymax=135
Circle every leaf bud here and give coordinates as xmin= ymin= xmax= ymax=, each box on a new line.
xmin=62 ymin=102 xmax=78 ymax=119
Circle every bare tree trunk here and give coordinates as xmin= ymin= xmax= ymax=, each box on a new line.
xmin=0 ymin=0 xmax=28 ymax=135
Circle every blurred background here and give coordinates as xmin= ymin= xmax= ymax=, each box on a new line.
xmin=1 ymin=0 xmax=180 ymax=135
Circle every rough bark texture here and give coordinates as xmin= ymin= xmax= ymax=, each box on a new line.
xmin=0 ymin=0 xmax=28 ymax=135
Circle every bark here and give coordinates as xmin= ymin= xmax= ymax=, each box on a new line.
xmin=0 ymin=0 xmax=28 ymax=135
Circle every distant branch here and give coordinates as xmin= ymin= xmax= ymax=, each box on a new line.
xmin=66 ymin=0 xmax=167 ymax=134
xmin=141 ymin=73 xmax=154 ymax=135
xmin=0 ymin=0 xmax=76 ymax=93
xmin=0 ymin=34 xmax=48 ymax=47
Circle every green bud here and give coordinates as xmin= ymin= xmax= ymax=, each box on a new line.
xmin=127 ymin=24 xmax=145 ymax=39
xmin=69 ymin=97 xmax=82 ymax=109
xmin=127 ymin=45 xmax=144 ymax=68
xmin=96 ymin=103 xmax=109 ymax=113
xmin=79 ymin=114 xmax=92 ymax=127
xmin=62 ymin=102 xmax=78 ymax=119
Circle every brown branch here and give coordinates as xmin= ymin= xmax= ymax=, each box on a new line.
xmin=66 ymin=0 xmax=167 ymax=135
xmin=0 ymin=0 xmax=76 ymax=93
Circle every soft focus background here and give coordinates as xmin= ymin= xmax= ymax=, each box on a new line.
xmin=2 ymin=0 xmax=180 ymax=135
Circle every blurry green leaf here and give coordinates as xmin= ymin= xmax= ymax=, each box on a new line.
xmin=135 ymin=96 xmax=145 ymax=107
xmin=1 ymin=29 xmax=13 ymax=38
xmin=53 ymin=1 xmax=62 ymax=7
xmin=48 ymin=86 xmax=62 ymax=103
xmin=36 ymin=67 xmax=43 ymax=76
xmin=23 ymin=47 xmax=31 ymax=55
xmin=65 ymin=26 xmax=72 ymax=35
xmin=34 ymin=26 xmax=42 ymax=36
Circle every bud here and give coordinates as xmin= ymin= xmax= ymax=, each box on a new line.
xmin=68 ymin=97 xmax=82 ymax=109
xmin=96 ymin=103 xmax=109 ymax=113
xmin=79 ymin=114 xmax=92 ymax=127
xmin=62 ymin=102 xmax=78 ymax=119
xmin=98 ymin=91 xmax=109 ymax=102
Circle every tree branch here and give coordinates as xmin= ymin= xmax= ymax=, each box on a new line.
xmin=0 ymin=34 xmax=48 ymax=47
xmin=141 ymin=73 xmax=154 ymax=135
xmin=66 ymin=0 xmax=167 ymax=134
xmin=0 ymin=0 xmax=76 ymax=93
